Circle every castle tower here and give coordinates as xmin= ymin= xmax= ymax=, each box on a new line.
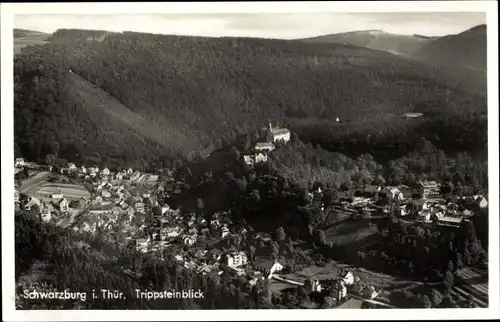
xmin=268 ymin=120 xmax=273 ymax=132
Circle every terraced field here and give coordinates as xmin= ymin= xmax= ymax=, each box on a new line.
xmin=452 ymin=267 xmax=488 ymax=308
xmin=35 ymin=183 xmax=90 ymax=200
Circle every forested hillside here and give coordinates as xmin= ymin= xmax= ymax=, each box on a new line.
xmin=411 ymin=25 xmax=487 ymax=70
xmin=14 ymin=29 xmax=487 ymax=170
xmin=300 ymin=30 xmax=430 ymax=56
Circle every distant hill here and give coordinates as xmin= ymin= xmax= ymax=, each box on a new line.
xmin=411 ymin=24 xmax=487 ymax=70
xmin=13 ymin=28 xmax=50 ymax=54
xmin=299 ymin=30 xmax=432 ymax=56
xmin=14 ymin=30 xmax=487 ymax=169
xmin=49 ymin=28 xmax=117 ymax=43
xmin=14 ymin=28 xmax=49 ymax=38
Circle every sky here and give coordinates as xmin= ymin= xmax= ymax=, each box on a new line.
xmin=14 ymin=12 xmax=486 ymax=39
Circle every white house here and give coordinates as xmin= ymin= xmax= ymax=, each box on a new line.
xmin=135 ymin=238 xmax=150 ymax=253
xmin=58 ymin=198 xmax=69 ymax=212
xmin=51 ymin=193 xmax=64 ymax=200
xmin=254 ymin=259 xmax=283 ymax=278
xmin=101 ymin=168 xmax=110 ymax=176
xmin=438 ymin=215 xmax=464 ymax=228
xmin=24 ymin=197 xmax=43 ymax=212
xmin=221 ymin=226 xmax=230 ymax=238
xmin=131 ymin=171 xmax=141 ymax=181
xmin=331 ymin=281 xmax=348 ymax=302
xmin=225 ymin=251 xmax=248 ymax=268
xmin=340 ymin=270 xmax=355 ymax=285
xmin=243 ymin=155 xmax=255 ymax=167
xmin=116 ymin=172 xmax=125 ymax=180
xmin=80 ymin=166 xmax=87 ymax=174
xmin=15 ymin=158 xmax=25 ymax=168
xmin=474 ymin=195 xmax=488 ymax=208
xmin=135 ymin=202 xmax=145 ymax=213
xmin=418 ymin=210 xmax=431 ymax=222
xmin=255 ymin=152 xmax=268 ymax=163
xmin=41 ymin=207 xmax=52 ymax=222
xmin=384 ymin=187 xmax=403 ymax=201
xmin=362 ymin=286 xmax=380 ymax=300
xmin=68 ymin=163 xmax=77 ymax=170
xmin=255 ymin=142 xmax=275 ymax=152
xmin=127 ymin=168 xmax=134 ymax=175
xmin=183 ymin=236 xmax=197 ymax=246
xmin=305 ymin=279 xmax=322 ymax=293
xmin=419 ymin=180 xmax=440 ymax=198
xmin=101 ymin=190 xmax=111 ymax=198
xmin=397 ymin=205 xmax=408 ymax=217
xmin=161 ymin=204 xmax=171 ymax=215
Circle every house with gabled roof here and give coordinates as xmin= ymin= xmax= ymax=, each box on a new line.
xmin=255 ymin=151 xmax=268 ymax=163
xmin=15 ymin=158 xmax=25 ymax=168
xmin=255 ymin=142 xmax=275 ymax=152
xmin=225 ymin=251 xmax=248 ymax=268
xmin=267 ymin=121 xmax=291 ymax=143
xmin=58 ymin=198 xmax=69 ymax=212
xmin=24 ymin=196 xmax=43 ymax=212
xmin=243 ymin=155 xmax=255 ymax=167
xmin=41 ymin=207 xmax=52 ymax=222
xmin=253 ymin=258 xmax=283 ymax=278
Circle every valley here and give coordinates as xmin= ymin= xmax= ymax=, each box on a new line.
xmin=12 ymin=23 xmax=490 ymax=311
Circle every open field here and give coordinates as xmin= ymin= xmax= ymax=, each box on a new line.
xmin=453 ymin=267 xmax=488 ymax=307
xmin=19 ymin=171 xmax=51 ymax=194
xmin=324 ymin=216 xmax=379 ymax=247
xmin=35 ymin=183 xmax=90 ymax=200
xmin=14 ymin=32 xmax=50 ymax=55
xmin=284 ymin=260 xmax=429 ymax=307
xmin=322 ymin=211 xmax=382 ymax=252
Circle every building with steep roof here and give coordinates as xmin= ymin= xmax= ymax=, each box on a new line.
xmin=267 ymin=121 xmax=290 ymax=143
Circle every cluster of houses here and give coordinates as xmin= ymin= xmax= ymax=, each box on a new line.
xmin=71 ymin=172 xmax=177 ymax=236
xmin=132 ymin=210 xmax=291 ymax=287
xmin=305 ymin=180 xmax=488 ymax=229
xmin=60 ymin=163 xmax=158 ymax=183
xmin=16 ymin=191 xmax=70 ymax=223
xmin=243 ymin=121 xmax=291 ymax=167
xmin=302 ymin=269 xmax=381 ymax=307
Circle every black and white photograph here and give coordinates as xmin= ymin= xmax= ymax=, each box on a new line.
xmin=1 ymin=2 xmax=499 ymax=321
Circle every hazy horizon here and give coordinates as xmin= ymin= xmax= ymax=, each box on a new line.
xmin=14 ymin=12 xmax=486 ymax=39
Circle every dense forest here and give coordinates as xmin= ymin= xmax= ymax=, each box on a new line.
xmin=14 ymin=29 xmax=487 ymax=170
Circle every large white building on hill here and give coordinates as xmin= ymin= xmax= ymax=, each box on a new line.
xmin=268 ymin=121 xmax=290 ymax=143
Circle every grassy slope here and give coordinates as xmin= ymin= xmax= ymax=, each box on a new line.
xmin=14 ymin=29 xmax=50 ymax=55
xmin=411 ymin=25 xmax=487 ymax=70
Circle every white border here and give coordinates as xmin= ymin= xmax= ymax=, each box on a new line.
xmin=2 ymin=2 xmax=499 ymax=321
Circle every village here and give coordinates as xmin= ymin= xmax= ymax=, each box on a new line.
xmin=13 ymin=121 xmax=488 ymax=309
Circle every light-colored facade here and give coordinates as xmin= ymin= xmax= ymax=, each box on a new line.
xmin=268 ymin=121 xmax=290 ymax=143
xmin=225 ymin=251 xmax=248 ymax=268
xmin=255 ymin=142 xmax=275 ymax=151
